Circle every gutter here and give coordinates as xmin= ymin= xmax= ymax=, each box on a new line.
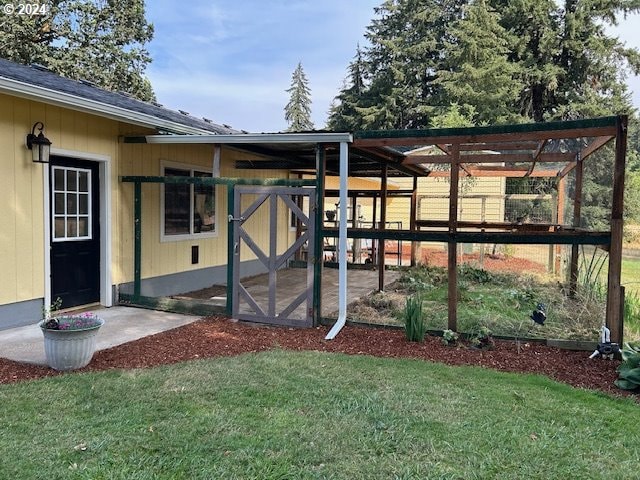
xmin=0 ymin=77 xmax=214 ymax=135
xmin=325 ymin=141 xmax=349 ymax=340
xmin=139 ymin=132 xmax=353 ymax=144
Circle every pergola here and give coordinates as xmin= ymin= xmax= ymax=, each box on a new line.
xmin=122 ymin=115 xmax=628 ymax=343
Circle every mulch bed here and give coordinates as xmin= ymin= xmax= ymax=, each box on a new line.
xmin=0 ymin=316 xmax=634 ymax=401
xmin=420 ymin=248 xmax=548 ymax=274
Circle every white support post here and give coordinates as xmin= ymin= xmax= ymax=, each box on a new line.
xmin=325 ymin=141 xmax=349 ymax=340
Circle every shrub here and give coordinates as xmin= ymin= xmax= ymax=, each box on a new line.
xmin=459 ymin=264 xmax=494 ymax=284
xmin=614 ymin=342 xmax=640 ymax=391
xmin=470 ymin=325 xmax=494 ymax=350
xmin=403 ymin=294 xmax=426 ymax=342
xmin=441 ymin=329 xmax=459 ymax=346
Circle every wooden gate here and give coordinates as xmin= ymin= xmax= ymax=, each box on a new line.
xmin=232 ymin=186 xmax=316 ymax=326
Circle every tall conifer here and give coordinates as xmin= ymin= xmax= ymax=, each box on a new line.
xmin=284 ymin=62 xmax=314 ymax=132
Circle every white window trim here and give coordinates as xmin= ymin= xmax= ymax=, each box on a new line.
xmin=160 ymin=160 xmax=219 ymax=243
xmin=51 ymin=166 xmax=93 ymax=242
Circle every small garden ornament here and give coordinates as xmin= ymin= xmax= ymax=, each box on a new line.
xmin=589 ymin=326 xmax=620 ymax=360
xmin=530 ymin=303 xmax=546 ymax=325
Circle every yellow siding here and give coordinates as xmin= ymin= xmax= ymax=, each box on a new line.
xmin=0 ymin=93 xmax=119 ymax=306
xmin=117 ymin=144 xmax=290 ymax=287
xmin=387 ymin=176 xmax=506 ymax=226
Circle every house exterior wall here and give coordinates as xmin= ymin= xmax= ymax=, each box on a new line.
xmin=0 ymin=93 xmax=119 ymax=322
xmin=0 ymin=92 xmax=290 ymax=327
xmin=117 ymin=143 xmax=290 ymax=296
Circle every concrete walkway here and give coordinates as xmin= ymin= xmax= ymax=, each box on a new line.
xmin=1 ymin=268 xmax=399 ymax=366
xmin=0 ymin=306 xmax=201 ymax=366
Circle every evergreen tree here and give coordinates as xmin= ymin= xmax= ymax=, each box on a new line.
xmin=284 ymin=62 xmax=314 ymax=132
xmin=488 ymin=0 xmax=640 ymax=121
xmin=429 ymin=103 xmax=476 ymax=128
xmin=0 ymin=0 xmax=155 ymax=102
xmin=327 ymin=45 xmax=367 ymax=131
xmin=329 ymin=0 xmax=466 ymax=131
xmin=436 ymin=0 xmax=525 ymax=125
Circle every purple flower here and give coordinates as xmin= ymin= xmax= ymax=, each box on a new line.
xmin=43 ymin=313 xmax=103 ymax=330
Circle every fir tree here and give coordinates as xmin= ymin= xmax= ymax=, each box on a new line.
xmin=329 ymin=0 xmax=466 ymax=131
xmin=327 ymin=45 xmax=367 ymax=131
xmin=284 ymin=62 xmax=314 ymax=132
xmin=488 ymin=0 xmax=640 ymax=121
xmin=0 ymin=0 xmax=155 ymax=102
xmin=436 ymin=0 xmax=525 ymax=125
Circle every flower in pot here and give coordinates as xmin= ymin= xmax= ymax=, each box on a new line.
xmin=39 ymin=312 xmax=104 ymax=371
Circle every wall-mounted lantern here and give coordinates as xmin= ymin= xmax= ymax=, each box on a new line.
xmin=26 ymin=122 xmax=52 ymax=164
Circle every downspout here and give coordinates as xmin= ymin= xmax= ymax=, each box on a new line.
xmin=325 ymin=141 xmax=349 ymax=340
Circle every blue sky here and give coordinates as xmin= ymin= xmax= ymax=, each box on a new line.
xmin=145 ymin=1 xmax=640 ymax=133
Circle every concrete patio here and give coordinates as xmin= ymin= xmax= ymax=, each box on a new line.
xmin=0 ymin=307 xmax=200 ymax=366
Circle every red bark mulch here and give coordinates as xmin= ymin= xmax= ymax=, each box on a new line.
xmin=420 ymin=248 xmax=548 ymax=274
xmin=0 ymin=316 xmax=634 ymax=401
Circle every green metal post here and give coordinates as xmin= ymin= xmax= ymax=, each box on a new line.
xmin=226 ymin=185 xmax=235 ymax=315
xmin=134 ymin=181 xmax=142 ymax=299
xmin=313 ymin=146 xmax=326 ymax=325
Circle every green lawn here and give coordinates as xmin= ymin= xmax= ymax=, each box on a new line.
xmin=1 ymin=351 xmax=638 ymax=479
xmin=622 ymin=256 xmax=640 ymax=296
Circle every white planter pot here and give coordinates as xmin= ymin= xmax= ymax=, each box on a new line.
xmin=39 ymin=319 xmax=104 ymax=371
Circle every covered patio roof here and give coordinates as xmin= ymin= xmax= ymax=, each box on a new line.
xmin=123 ymin=115 xmax=619 ymax=179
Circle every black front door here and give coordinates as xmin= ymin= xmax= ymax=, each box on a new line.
xmin=50 ymin=157 xmax=100 ymax=308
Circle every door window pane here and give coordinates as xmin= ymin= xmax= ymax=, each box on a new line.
xmin=67 ymin=170 xmax=77 ymax=191
xmin=52 ymin=167 xmax=92 ymax=241
xmin=79 ymin=194 xmax=89 ymax=215
xmin=78 ymin=217 xmax=89 ymax=237
xmin=67 ymin=193 xmax=78 ymax=214
xmin=79 ymin=172 xmax=88 ymax=192
xmin=67 ymin=218 xmax=77 ymax=237
xmin=55 ymin=193 xmax=65 ymax=215
xmin=54 ymin=218 xmax=65 ymax=238
xmin=54 ymin=169 xmax=65 ymax=190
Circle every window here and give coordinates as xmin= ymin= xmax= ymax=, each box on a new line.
xmin=52 ymin=166 xmax=92 ymax=241
xmin=162 ymin=164 xmax=216 ymax=239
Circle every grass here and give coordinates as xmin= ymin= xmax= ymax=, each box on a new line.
xmin=354 ymin=257 xmax=640 ymax=342
xmin=592 ymin=254 xmax=640 ymax=340
xmin=0 ymin=351 xmax=638 ymax=479
xmin=622 ymin=256 xmax=640 ymax=296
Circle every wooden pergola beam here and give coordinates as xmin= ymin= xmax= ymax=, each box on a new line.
xmin=557 ymin=159 xmax=577 ymax=178
xmin=402 ymin=152 xmax=575 ymax=165
xmin=581 ymin=135 xmax=615 ymax=160
xmin=355 ymin=146 xmax=427 ymax=177
xmin=556 ymin=135 xmax=615 ymax=178
xmin=525 ymin=139 xmax=549 ymax=177
xmin=458 ymin=141 xmax=540 ymax=151
xmin=354 ymin=125 xmax=618 ymax=148
xmin=427 ymin=167 xmax=559 ymax=178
